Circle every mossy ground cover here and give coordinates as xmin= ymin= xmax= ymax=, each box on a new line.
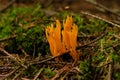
xmin=0 ymin=3 xmax=120 ymax=80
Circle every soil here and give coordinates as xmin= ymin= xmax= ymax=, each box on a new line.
xmin=1 ymin=0 xmax=120 ymax=23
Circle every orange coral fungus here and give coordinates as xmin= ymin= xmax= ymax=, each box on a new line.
xmin=46 ymin=16 xmax=78 ymax=61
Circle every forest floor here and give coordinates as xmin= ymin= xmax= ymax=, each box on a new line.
xmin=0 ymin=0 xmax=120 ymax=80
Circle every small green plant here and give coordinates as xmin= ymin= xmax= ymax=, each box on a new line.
xmin=43 ymin=67 xmax=56 ymax=78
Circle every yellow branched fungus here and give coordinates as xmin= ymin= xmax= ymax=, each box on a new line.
xmin=46 ymin=16 xmax=78 ymax=62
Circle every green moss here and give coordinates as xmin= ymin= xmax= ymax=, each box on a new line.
xmin=43 ymin=67 xmax=56 ymax=78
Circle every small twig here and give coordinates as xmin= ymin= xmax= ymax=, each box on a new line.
xmin=33 ymin=68 xmax=43 ymax=80
xmin=29 ymin=52 xmax=69 ymax=66
xmin=81 ymin=11 xmax=120 ymax=28
xmin=46 ymin=61 xmax=72 ymax=65
xmin=0 ymin=35 xmax=17 ymax=42
xmin=112 ymin=34 xmax=120 ymax=40
xmin=0 ymin=47 xmax=27 ymax=69
xmin=0 ymin=56 xmax=10 ymax=59
xmin=2 ymin=66 xmax=20 ymax=80
xmin=100 ymin=39 xmax=104 ymax=52
xmin=51 ymin=65 xmax=69 ymax=80
xmin=0 ymin=66 xmax=15 ymax=70
xmin=12 ymin=67 xmax=26 ymax=80
xmin=20 ymin=46 xmax=29 ymax=61
xmin=77 ymin=34 xmax=96 ymax=39
xmin=108 ymin=59 xmax=113 ymax=80
xmin=85 ymin=0 xmax=120 ymax=17
xmin=0 ymin=47 xmax=17 ymax=60
xmin=0 ymin=0 xmax=16 ymax=12
xmin=77 ymin=30 xmax=108 ymax=49
xmin=60 ymin=71 xmax=69 ymax=80
xmin=108 ymin=63 xmax=112 ymax=80
xmin=97 ymin=61 xmax=112 ymax=68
